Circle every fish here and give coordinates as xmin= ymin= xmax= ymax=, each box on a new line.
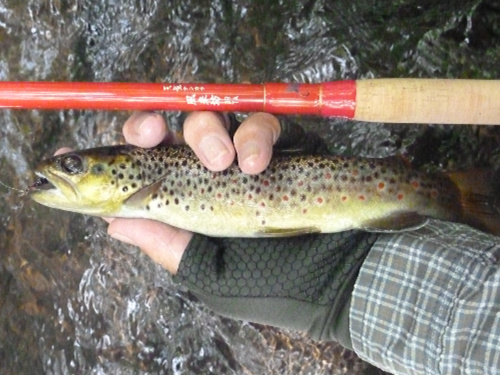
xmin=28 ymin=144 xmax=500 ymax=237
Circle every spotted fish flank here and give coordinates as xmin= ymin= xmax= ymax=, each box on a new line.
xmin=29 ymin=145 xmax=500 ymax=237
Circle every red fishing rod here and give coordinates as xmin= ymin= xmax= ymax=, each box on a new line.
xmin=0 ymin=79 xmax=498 ymax=124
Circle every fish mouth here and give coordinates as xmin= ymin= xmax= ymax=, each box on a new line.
xmin=29 ymin=171 xmax=79 ymax=203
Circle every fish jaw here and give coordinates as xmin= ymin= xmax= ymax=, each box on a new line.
xmin=29 ymin=163 xmax=123 ymax=216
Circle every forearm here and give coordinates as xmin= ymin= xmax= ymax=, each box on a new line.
xmin=350 ymin=219 xmax=500 ymax=374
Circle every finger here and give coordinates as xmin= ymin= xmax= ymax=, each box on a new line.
xmin=123 ymin=112 xmax=168 ymax=148
xmin=183 ymin=111 xmax=236 ymax=171
xmin=233 ymin=112 xmax=281 ymax=174
xmin=107 ymin=218 xmax=192 ymax=275
xmin=54 ymin=147 xmax=73 ymax=156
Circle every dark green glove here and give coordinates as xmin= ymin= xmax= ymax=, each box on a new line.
xmin=173 ymin=231 xmax=378 ymax=349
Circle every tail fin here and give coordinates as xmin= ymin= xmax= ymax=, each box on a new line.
xmin=446 ymin=169 xmax=500 ymax=236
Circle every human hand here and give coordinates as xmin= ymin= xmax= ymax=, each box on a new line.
xmin=104 ymin=111 xmax=281 ymax=274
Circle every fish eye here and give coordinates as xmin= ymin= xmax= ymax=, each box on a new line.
xmin=60 ymin=154 xmax=84 ymax=175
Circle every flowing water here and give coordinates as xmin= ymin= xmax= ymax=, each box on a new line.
xmin=1 ymin=1 xmax=499 ymax=374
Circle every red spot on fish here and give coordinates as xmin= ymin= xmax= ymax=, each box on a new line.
xmin=298 ymin=181 xmax=304 ymax=187
xmin=282 ymin=195 xmax=289 ymax=202
xmin=397 ymin=194 xmax=404 ymax=200
xmin=431 ymin=189 xmax=438 ymax=198
xmin=263 ymin=180 xmax=270 ymax=187
xmin=358 ymin=195 xmax=365 ymax=200
xmin=217 ymin=193 xmax=222 ymax=199
xmin=200 ymin=188 xmax=205 ymax=194
xmin=324 ymin=172 xmax=332 ymax=179
xmin=378 ymin=182 xmax=385 ymax=189
xmin=412 ymin=180 xmax=420 ymax=188
xmin=341 ymin=196 xmax=347 ymax=201
xmin=260 ymin=202 xmax=266 ymax=207
xmin=352 ymin=170 xmax=359 ymax=176
xmin=247 ymin=193 xmax=253 ymax=200
xmin=302 ymin=208 xmax=308 ymax=214
xmin=317 ymin=197 xmax=324 ymax=204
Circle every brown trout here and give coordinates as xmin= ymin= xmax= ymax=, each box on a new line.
xmin=29 ymin=145 xmax=500 ymax=237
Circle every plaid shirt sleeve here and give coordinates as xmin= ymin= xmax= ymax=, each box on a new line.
xmin=350 ymin=219 xmax=500 ymax=375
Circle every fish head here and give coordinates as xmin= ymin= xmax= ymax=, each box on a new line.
xmin=30 ymin=146 xmax=143 ymax=216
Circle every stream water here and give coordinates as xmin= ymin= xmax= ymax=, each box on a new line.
xmin=1 ymin=1 xmax=499 ymax=374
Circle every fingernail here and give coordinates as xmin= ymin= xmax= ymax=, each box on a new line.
xmin=199 ymin=135 xmax=230 ymax=165
xmin=239 ymin=141 xmax=261 ymax=168
xmin=137 ymin=113 xmax=158 ymax=133
xmin=110 ymin=232 xmax=136 ymax=246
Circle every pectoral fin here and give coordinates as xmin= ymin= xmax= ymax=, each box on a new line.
xmin=362 ymin=212 xmax=428 ymax=233
xmin=123 ymin=180 xmax=164 ymax=209
xmin=256 ymin=226 xmax=321 ymax=237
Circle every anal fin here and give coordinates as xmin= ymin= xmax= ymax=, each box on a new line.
xmin=362 ymin=212 xmax=428 ymax=233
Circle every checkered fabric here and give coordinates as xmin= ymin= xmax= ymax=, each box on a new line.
xmin=350 ymin=219 xmax=500 ymax=374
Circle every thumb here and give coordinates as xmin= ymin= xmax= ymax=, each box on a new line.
xmin=107 ymin=218 xmax=191 ymax=274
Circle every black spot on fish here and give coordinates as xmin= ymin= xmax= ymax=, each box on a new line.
xmin=174 ymin=198 xmax=179 ymax=205
xmin=111 ymin=169 xmax=117 ymax=175
xmin=122 ymin=186 xmax=128 ymax=192
xmin=118 ymin=173 xmax=124 ymax=179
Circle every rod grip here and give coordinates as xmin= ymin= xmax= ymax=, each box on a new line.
xmin=354 ymin=79 xmax=500 ymax=125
